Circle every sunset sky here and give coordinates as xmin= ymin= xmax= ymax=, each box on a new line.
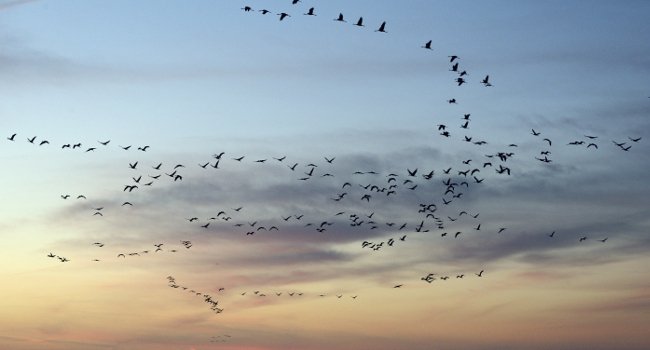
xmin=1 ymin=1 xmax=649 ymax=349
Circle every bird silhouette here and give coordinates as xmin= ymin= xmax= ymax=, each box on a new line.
xmin=304 ymin=7 xmax=316 ymax=16
xmin=481 ymin=75 xmax=492 ymax=86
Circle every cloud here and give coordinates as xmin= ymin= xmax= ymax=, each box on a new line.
xmin=0 ymin=0 xmax=38 ymax=11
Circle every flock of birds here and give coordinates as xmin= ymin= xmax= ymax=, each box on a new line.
xmin=2 ymin=2 xmax=641 ymax=340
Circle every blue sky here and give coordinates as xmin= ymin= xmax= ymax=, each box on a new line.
xmin=1 ymin=1 xmax=650 ymax=349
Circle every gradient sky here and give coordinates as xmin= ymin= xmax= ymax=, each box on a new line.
xmin=1 ymin=1 xmax=650 ymax=349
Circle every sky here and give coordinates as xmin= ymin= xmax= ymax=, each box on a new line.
xmin=1 ymin=0 xmax=649 ymax=349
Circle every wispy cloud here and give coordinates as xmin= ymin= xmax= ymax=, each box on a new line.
xmin=0 ymin=0 xmax=38 ymax=11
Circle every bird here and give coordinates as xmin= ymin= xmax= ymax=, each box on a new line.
xmin=334 ymin=13 xmax=346 ymax=22
xmin=481 ymin=75 xmax=492 ymax=86
xmin=354 ymin=17 xmax=364 ymax=27
xmin=277 ymin=12 xmax=290 ymax=21
xmin=422 ymin=40 xmax=433 ymax=50
xmin=7 ymin=133 xmax=16 ymax=141
xmin=98 ymin=140 xmax=110 ymax=146
xmin=258 ymin=9 xmax=271 ymax=15
xmin=476 ymin=270 xmax=484 ymax=277
xmin=27 ymin=136 xmax=37 ymax=144
xmin=304 ymin=7 xmax=316 ymax=16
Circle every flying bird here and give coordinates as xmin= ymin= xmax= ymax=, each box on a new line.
xmin=481 ymin=75 xmax=492 ymax=86
xmin=304 ymin=7 xmax=316 ymax=16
